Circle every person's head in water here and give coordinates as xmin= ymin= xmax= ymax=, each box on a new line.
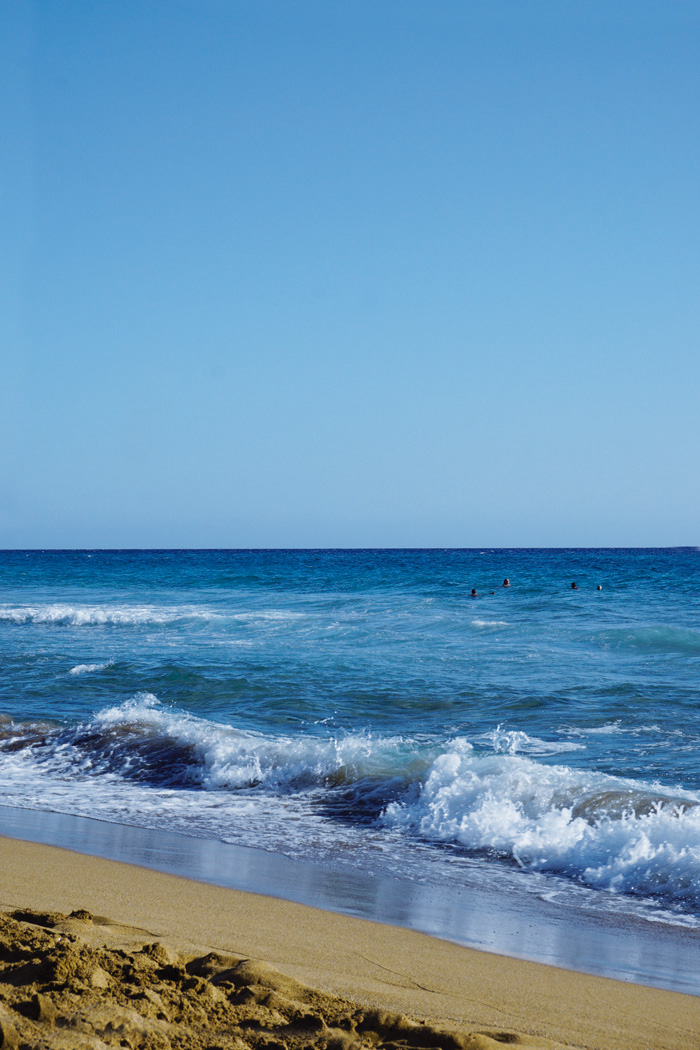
xmin=502 ymin=578 xmax=510 ymax=587
xmin=470 ymin=588 xmax=478 ymax=597
xmin=597 ymin=584 xmax=603 ymax=591
xmin=571 ymin=582 xmax=579 ymax=589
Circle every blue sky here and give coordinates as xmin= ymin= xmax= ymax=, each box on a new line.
xmin=3 ymin=0 xmax=699 ymax=548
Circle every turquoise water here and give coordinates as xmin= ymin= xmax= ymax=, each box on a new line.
xmin=2 ymin=548 xmax=700 ymax=929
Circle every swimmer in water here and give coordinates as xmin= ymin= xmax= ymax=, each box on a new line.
xmin=470 ymin=588 xmax=478 ymax=597
xmin=571 ymin=582 xmax=579 ymax=589
xmin=502 ymin=578 xmax=510 ymax=587
xmin=597 ymin=584 xmax=603 ymax=590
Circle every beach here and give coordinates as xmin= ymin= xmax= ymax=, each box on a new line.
xmin=2 ymin=836 xmax=699 ymax=1050
xmin=3 ymin=549 xmax=700 ymax=1046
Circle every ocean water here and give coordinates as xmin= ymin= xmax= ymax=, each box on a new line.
xmin=2 ymin=548 xmax=700 ymax=943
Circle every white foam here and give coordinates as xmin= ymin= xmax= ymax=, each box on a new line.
xmin=477 ymin=726 xmax=584 ymax=756
xmin=564 ymin=722 xmax=623 ymax=737
xmin=563 ymin=722 xmax=674 ymax=739
xmin=0 ymin=604 xmax=223 ymax=627
xmin=471 ymin=620 xmax=510 ymax=628
xmin=382 ymin=745 xmax=700 ymax=904
xmin=69 ymin=662 xmax=113 ymax=675
xmin=92 ymin=694 xmax=416 ymax=791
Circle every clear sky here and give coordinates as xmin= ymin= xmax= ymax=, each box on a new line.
xmin=3 ymin=0 xmax=699 ymax=548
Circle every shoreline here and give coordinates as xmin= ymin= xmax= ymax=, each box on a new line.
xmin=2 ymin=836 xmax=700 ymax=1050
xmin=2 ymin=806 xmax=700 ymax=999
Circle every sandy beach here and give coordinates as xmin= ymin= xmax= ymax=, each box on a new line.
xmin=1 ymin=837 xmax=698 ymax=1050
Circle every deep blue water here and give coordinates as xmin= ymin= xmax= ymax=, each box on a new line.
xmin=2 ymin=548 xmax=700 ymax=929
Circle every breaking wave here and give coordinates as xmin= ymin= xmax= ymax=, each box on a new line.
xmin=382 ymin=740 xmax=700 ymax=907
xmin=0 ymin=694 xmax=418 ymax=794
xmin=0 ymin=605 xmax=304 ymax=628
xmin=0 ymin=604 xmax=223 ymax=627
xmin=2 ymin=697 xmax=700 ymax=912
xmin=69 ymin=662 xmax=114 ymax=675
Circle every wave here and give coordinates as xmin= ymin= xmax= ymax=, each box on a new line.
xmin=0 ymin=695 xmax=419 ymax=795
xmin=475 ymin=726 xmax=584 ymax=756
xmin=589 ymin=625 xmax=700 ymax=654
xmin=382 ymin=741 xmax=700 ymax=907
xmin=2 ymin=698 xmax=700 ymax=911
xmin=0 ymin=604 xmax=224 ymax=627
xmin=69 ymin=661 xmax=114 ymax=675
xmin=0 ymin=604 xmax=306 ymax=629
xmin=564 ymin=721 xmax=625 ymax=736
xmin=564 ymin=722 xmax=679 ymax=739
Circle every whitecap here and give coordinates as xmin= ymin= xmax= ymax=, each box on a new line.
xmin=0 ymin=604 xmax=224 ymax=627
xmin=382 ymin=746 xmax=700 ymax=906
xmin=69 ymin=662 xmax=113 ymax=675
xmin=68 ymin=694 xmax=424 ymax=793
xmin=477 ymin=726 xmax=584 ymax=756
xmin=564 ymin=722 xmax=624 ymax=737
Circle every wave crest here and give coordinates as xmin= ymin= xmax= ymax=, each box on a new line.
xmin=69 ymin=661 xmax=114 ymax=675
xmin=0 ymin=604 xmax=223 ymax=627
xmin=4 ymin=695 xmax=418 ymax=795
xmin=382 ymin=746 xmax=700 ymax=905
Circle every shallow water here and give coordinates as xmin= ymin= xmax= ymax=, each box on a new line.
xmin=2 ymin=548 xmax=700 ymax=967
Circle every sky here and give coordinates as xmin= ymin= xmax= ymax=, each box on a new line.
xmin=2 ymin=0 xmax=700 ymax=548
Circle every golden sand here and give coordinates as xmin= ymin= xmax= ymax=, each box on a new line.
xmin=1 ymin=837 xmax=699 ymax=1049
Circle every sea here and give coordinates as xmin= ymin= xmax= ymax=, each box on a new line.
xmin=2 ymin=548 xmax=700 ymax=992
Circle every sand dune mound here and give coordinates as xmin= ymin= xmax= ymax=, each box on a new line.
xmin=0 ymin=909 xmax=564 ymax=1050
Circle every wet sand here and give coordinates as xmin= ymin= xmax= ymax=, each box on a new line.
xmin=1 ymin=837 xmax=699 ymax=1050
